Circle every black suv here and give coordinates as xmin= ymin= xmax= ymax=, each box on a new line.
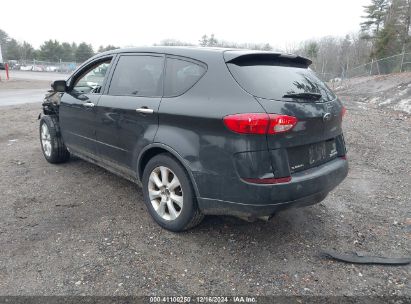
xmin=39 ymin=47 xmax=348 ymax=231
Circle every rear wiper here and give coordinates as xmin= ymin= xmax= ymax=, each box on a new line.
xmin=282 ymin=92 xmax=322 ymax=101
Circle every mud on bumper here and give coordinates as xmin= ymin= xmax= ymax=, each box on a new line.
xmin=197 ymin=157 xmax=348 ymax=218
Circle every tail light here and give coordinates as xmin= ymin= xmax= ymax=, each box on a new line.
xmin=269 ymin=114 xmax=298 ymax=134
xmin=341 ymin=106 xmax=346 ymax=118
xmin=243 ymin=176 xmax=291 ymax=184
xmin=223 ymin=113 xmax=298 ymax=135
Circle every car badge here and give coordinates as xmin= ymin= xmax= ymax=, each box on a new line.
xmin=323 ymin=112 xmax=332 ymax=122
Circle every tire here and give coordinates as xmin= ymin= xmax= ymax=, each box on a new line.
xmin=39 ymin=115 xmax=70 ymax=163
xmin=142 ymin=153 xmax=204 ymax=232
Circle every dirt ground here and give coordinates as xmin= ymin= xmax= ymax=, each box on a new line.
xmin=0 ymin=78 xmax=50 ymax=90
xmin=333 ymin=72 xmax=411 ymax=114
xmin=0 ymin=80 xmax=410 ymax=296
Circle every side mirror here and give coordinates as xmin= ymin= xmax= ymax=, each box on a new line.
xmin=51 ymin=80 xmax=67 ymax=92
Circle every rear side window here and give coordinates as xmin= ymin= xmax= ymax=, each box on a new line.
xmin=227 ymin=57 xmax=336 ymax=102
xmin=164 ymin=58 xmax=206 ymax=97
xmin=109 ymin=55 xmax=164 ymax=97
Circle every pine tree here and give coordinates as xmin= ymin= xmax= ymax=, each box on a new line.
xmin=207 ymin=34 xmax=218 ymax=47
xmin=374 ymin=0 xmax=410 ymax=58
xmin=61 ymin=42 xmax=75 ymax=61
xmin=262 ymin=43 xmax=273 ymax=51
xmin=38 ymin=40 xmax=63 ymax=61
xmin=199 ymin=35 xmax=208 ymax=47
xmin=98 ymin=45 xmax=119 ymax=52
xmin=361 ymin=0 xmax=389 ymax=40
xmin=394 ymin=0 xmax=411 ymax=50
xmin=0 ymin=29 xmax=10 ymax=49
xmin=5 ymin=39 xmax=20 ymax=60
xmin=19 ymin=42 xmax=35 ymax=60
xmin=304 ymin=41 xmax=319 ymax=59
xmin=75 ymin=43 xmax=94 ymax=62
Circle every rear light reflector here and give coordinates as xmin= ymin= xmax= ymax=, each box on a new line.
xmin=243 ymin=176 xmax=292 ymax=184
xmin=223 ymin=113 xmax=298 ymax=135
xmin=268 ymin=114 xmax=298 ymax=134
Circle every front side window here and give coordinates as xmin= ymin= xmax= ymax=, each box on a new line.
xmin=73 ymin=59 xmax=111 ymax=94
xmin=108 ymin=55 xmax=164 ymax=97
xmin=164 ymin=58 xmax=206 ymax=97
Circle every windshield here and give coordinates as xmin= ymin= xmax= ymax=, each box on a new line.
xmin=227 ymin=62 xmax=336 ymax=102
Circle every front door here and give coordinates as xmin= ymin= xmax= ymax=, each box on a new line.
xmin=60 ymin=57 xmax=113 ymax=156
xmin=95 ymin=54 xmax=164 ymax=169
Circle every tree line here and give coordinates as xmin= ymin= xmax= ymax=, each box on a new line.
xmin=291 ymin=0 xmax=410 ymax=77
xmin=0 ymin=0 xmax=409 ymax=77
xmin=156 ymin=1 xmax=410 ymax=78
xmin=156 ymin=34 xmax=273 ymax=51
xmin=361 ymin=0 xmax=410 ymax=58
xmin=0 ymin=29 xmax=118 ymax=63
xmin=156 ymin=33 xmax=373 ymax=79
xmin=159 ymin=0 xmax=410 ymax=78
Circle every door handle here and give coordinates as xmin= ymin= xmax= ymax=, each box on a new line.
xmin=83 ymin=102 xmax=95 ymax=108
xmin=136 ymin=107 xmax=154 ymax=114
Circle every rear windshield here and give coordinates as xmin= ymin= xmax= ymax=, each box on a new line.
xmin=227 ymin=59 xmax=336 ymax=102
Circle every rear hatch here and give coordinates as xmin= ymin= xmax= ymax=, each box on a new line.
xmin=224 ymin=51 xmax=346 ymax=176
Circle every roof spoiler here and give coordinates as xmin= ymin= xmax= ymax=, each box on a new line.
xmin=223 ymin=50 xmax=312 ymax=67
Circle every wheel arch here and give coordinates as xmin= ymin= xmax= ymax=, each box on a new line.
xmin=137 ymin=143 xmax=200 ymax=198
xmin=39 ymin=114 xmax=70 ymax=163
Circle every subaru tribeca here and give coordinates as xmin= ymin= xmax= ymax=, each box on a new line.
xmin=39 ymin=47 xmax=348 ymax=231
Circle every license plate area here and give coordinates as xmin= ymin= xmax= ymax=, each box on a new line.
xmin=288 ymin=139 xmax=337 ymax=173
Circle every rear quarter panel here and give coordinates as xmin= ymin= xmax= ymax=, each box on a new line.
xmin=154 ymin=52 xmax=271 ymax=199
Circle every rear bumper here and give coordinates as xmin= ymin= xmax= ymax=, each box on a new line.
xmin=196 ymin=157 xmax=348 ymax=217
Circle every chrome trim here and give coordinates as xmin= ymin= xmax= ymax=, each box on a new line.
xmin=83 ymin=102 xmax=95 ymax=108
xmin=136 ymin=108 xmax=154 ymax=114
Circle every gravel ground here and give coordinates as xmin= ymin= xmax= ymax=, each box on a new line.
xmin=0 ymin=88 xmax=409 ymax=296
xmin=0 ymin=78 xmax=50 ymax=90
xmin=333 ymin=72 xmax=411 ymax=114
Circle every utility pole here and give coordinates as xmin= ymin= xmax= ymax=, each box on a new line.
xmin=400 ymin=44 xmax=405 ymax=72
xmin=370 ymin=59 xmax=374 ymax=75
xmin=0 ymin=44 xmax=3 ymax=63
xmin=0 ymin=44 xmax=3 ymax=81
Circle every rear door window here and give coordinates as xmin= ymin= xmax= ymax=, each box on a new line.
xmin=226 ymin=57 xmax=336 ymax=102
xmin=164 ymin=58 xmax=206 ymax=97
xmin=108 ymin=55 xmax=164 ymax=97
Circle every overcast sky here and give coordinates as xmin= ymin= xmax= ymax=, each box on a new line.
xmin=1 ymin=0 xmax=369 ymax=50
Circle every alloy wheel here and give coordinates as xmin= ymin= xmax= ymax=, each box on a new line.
xmin=41 ymin=123 xmax=52 ymax=157
xmin=148 ymin=166 xmax=183 ymax=221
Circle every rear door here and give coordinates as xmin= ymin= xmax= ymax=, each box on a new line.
xmin=95 ymin=53 xmax=164 ymax=169
xmin=225 ymin=52 xmax=344 ymax=175
xmin=60 ymin=57 xmax=113 ymax=155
